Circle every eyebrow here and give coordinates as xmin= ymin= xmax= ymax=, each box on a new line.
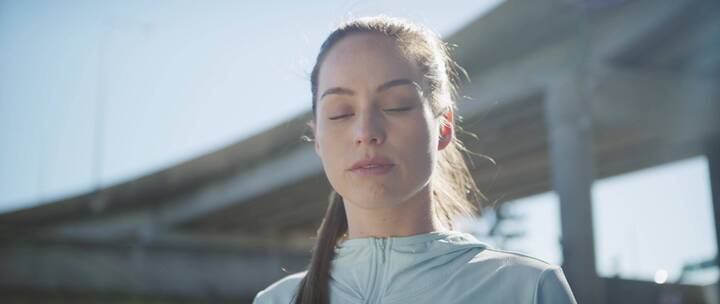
xmin=320 ymin=78 xmax=420 ymax=100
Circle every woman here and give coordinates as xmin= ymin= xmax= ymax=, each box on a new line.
xmin=253 ymin=16 xmax=577 ymax=304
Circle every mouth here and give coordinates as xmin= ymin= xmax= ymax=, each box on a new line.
xmin=349 ymin=157 xmax=395 ymax=176
xmin=350 ymin=164 xmax=395 ymax=176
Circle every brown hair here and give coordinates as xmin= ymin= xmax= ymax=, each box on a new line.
xmin=296 ymin=15 xmax=484 ymax=304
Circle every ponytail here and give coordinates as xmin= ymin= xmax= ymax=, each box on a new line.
xmin=293 ymin=191 xmax=347 ymax=304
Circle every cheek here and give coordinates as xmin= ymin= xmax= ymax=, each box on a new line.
xmin=315 ymin=128 xmax=349 ymax=178
xmin=394 ymin=111 xmax=436 ymax=152
xmin=392 ymin=115 xmax=437 ymax=173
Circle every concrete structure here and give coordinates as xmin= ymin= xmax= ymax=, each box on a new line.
xmin=1 ymin=0 xmax=718 ymax=303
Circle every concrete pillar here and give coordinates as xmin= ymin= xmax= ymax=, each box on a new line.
xmin=544 ymin=73 xmax=606 ymax=304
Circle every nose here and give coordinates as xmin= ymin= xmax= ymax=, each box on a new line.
xmin=354 ymin=110 xmax=386 ymax=146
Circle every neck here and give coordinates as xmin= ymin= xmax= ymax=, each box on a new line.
xmin=343 ymin=186 xmax=448 ymax=239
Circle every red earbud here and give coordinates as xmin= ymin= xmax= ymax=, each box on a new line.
xmin=438 ymin=111 xmax=453 ymax=150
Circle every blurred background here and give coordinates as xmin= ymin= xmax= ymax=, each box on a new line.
xmin=0 ymin=0 xmax=718 ymax=303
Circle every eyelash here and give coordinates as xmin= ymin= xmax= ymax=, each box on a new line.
xmin=328 ymin=107 xmax=413 ymax=120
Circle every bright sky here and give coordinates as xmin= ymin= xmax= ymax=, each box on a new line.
xmin=592 ymin=156 xmax=717 ymax=285
xmin=0 ymin=0 xmax=503 ymax=211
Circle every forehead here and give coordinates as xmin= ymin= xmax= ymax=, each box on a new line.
xmin=317 ymin=33 xmax=422 ymax=93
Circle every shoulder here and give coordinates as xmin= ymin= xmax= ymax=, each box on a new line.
xmin=470 ymin=247 xmax=556 ymax=273
xmin=464 ymin=248 xmax=577 ymax=304
xmin=252 ymin=271 xmax=307 ymax=304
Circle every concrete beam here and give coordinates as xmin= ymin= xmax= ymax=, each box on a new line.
xmin=48 ymin=145 xmax=322 ymax=239
xmin=588 ymin=66 xmax=720 ymax=143
xmin=587 ymin=0 xmax=696 ymax=63
xmin=449 ymin=0 xmax=696 ymax=76
xmin=454 ymin=0 xmax=712 ymax=117
xmin=458 ymin=38 xmax=720 ymax=142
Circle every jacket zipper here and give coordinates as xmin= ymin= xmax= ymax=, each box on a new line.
xmin=367 ymin=238 xmax=390 ymax=304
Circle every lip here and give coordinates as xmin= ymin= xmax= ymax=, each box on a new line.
xmin=349 ymin=156 xmax=395 ymax=176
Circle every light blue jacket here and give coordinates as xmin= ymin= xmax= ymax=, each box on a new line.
xmin=253 ymin=231 xmax=577 ymax=304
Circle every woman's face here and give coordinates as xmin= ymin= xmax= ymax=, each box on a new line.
xmin=313 ymin=33 xmax=444 ymax=210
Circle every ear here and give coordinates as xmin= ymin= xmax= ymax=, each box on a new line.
xmin=307 ymin=120 xmax=321 ymax=157
xmin=438 ymin=110 xmax=453 ymax=151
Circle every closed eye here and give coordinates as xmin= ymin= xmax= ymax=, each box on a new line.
xmin=328 ymin=106 xmax=413 ymax=120
xmin=328 ymin=113 xmax=353 ymax=120
xmin=384 ymin=106 xmax=413 ymax=113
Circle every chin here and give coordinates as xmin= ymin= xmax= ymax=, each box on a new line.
xmin=343 ymin=186 xmax=415 ymax=210
xmin=345 ymin=197 xmax=401 ymax=210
